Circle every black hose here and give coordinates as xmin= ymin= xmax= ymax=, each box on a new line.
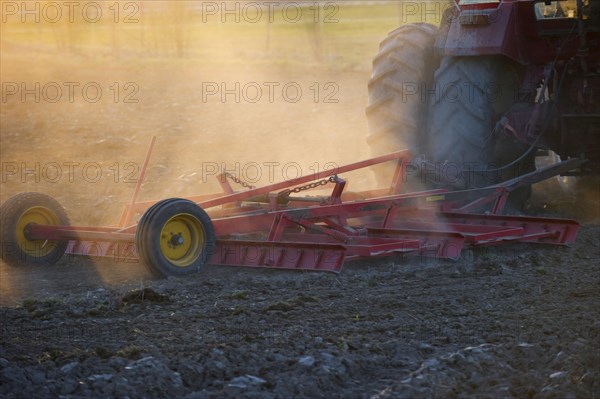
xmin=470 ymin=21 xmax=580 ymax=174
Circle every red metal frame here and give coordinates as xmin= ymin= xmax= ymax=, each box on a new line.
xmin=438 ymin=1 xmax=600 ymax=174
xmin=442 ymin=0 xmax=600 ymax=65
xmin=26 ymin=142 xmax=581 ymax=274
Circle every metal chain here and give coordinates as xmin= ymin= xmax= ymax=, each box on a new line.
xmin=224 ymin=172 xmax=256 ymax=190
xmin=278 ymin=175 xmax=338 ymax=198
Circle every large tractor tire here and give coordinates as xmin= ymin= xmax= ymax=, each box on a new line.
xmin=366 ymin=23 xmax=438 ymax=186
xmin=425 ymin=56 xmax=535 ymax=209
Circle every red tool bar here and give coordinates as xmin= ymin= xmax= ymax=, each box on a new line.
xmin=211 ymin=240 xmax=346 ymax=272
xmin=120 ymin=136 xmax=156 ymax=227
xmin=210 ymin=189 xmax=452 ymax=237
xmin=365 ymin=228 xmax=466 ymax=260
xmin=66 ymin=240 xmax=138 ymax=262
xmin=279 ymin=233 xmax=423 ymax=255
xmin=28 ymin=225 xmax=133 ymax=242
xmin=198 ymin=150 xmax=410 ymax=209
xmin=440 ymin=212 xmax=580 ymax=245
xmin=387 ymin=221 xmax=526 ymax=244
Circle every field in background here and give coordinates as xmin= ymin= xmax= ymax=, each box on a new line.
xmin=1 ymin=1 xmax=451 ymax=225
xmin=1 ymin=1 xmax=450 ymax=69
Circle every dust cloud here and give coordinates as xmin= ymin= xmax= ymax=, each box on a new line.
xmin=1 ymin=1 xmax=395 ymax=226
xmin=0 ymin=1 xmax=401 ymax=298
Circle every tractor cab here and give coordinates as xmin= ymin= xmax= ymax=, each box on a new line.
xmin=534 ymin=0 xmax=600 ymax=30
xmin=535 ymin=1 xmax=579 ymax=18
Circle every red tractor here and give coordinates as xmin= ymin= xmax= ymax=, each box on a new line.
xmin=367 ymin=0 xmax=599 ymax=207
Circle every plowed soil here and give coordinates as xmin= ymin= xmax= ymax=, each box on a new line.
xmin=1 ymin=28 xmax=599 ymax=399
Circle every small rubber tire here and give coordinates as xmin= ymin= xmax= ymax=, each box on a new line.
xmin=135 ymin=198 xmax=216 ymax=278
xmin=0 ymin=192 xmax=70 ymax=267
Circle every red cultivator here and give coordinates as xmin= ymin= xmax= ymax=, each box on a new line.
xmin=0 ymin=138 xmax=582 ymax=277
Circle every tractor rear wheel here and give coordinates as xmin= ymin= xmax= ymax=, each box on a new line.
xmin=425 ymin=56 xmax=535 ymax=209
xmin=0 ymin=192 xmax=70 ymax=267
xmin=366 ymin=23 xmax=438 ymax=186
xmin=135 ymin=198 xmax=216 ymax=278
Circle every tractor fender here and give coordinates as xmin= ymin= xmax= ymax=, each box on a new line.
xmin=436 ymin=1 xmax=520 ymax=63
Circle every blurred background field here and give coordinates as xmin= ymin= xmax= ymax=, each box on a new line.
xmin=1 ymin=1 xmax=449 ymax=225
xmin=2 ymin=1 xmax=448 ymax=68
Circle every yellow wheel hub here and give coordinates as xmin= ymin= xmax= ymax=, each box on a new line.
xmin=159 ymin=213 xmax=205 ymax=267
xmin=16 ymin=206 xmax=60 ymax=257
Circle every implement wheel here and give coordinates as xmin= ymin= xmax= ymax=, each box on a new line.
xmin=0 ymin=192 xmax=70 ymax=267
xmin=135 ymin=198 xmax=216 ymax=277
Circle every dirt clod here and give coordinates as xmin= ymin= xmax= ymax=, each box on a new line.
xmin=120 ymin=288 xmax=170 ymax=305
